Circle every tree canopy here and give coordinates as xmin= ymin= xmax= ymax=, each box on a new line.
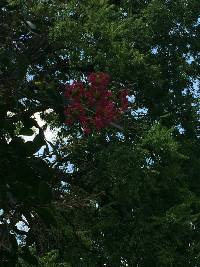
xmin=0 ymin=0 xmax=200 ymax=266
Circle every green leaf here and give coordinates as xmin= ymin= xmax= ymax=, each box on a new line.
xmin=25 ymin=230 xmax=35 ymax=246
xmin=22 ymin=117 xmax=37 ymax=128
xmin=30 ymin=158 xmax=52 ymax=181
xmin=37 ymin=207 xmax=57 ymax=226
xmin=25 ymin=130 xmax=46 ymax=155
xmin=20 ymin=247 xmax=38 ymax=265
xmin=38 ymin=181 xmax=52 ymax=204
xmin=19 ymin=127 xmax=34 ymax=136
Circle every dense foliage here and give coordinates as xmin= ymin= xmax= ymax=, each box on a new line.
xmin=0 ymin=0 xmax=200 ymax=266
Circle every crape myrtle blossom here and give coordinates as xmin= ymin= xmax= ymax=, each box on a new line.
xmin=63 ymin=72 xmax=129 ymax=134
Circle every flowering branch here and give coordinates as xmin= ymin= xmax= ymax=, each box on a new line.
xmin=63 ymin=72 xmax=129 ymax=134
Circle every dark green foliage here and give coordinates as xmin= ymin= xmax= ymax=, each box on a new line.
xmin=0 ymin=0 xmax=200 ymax=266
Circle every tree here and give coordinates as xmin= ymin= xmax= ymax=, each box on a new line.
xmin=0 ymin=0 xmax=200 ymax=266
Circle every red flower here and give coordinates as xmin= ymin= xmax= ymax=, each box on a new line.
xmin=65 ymin=119 xmax=74 ymax=126
xmin=94 ymin=114 xmax=105 ymax=130
xmin=63 ymin=72 xmax=129 ymax=134
xmin=120 ymin=90 xmax=129 ymax=111
xmin=88 ymin=72 xmax=111 ymax=87
xmin=71 ymin=102 xmax=84 ymax=113
xmin=64 ymin=81 xmax=84 ymax=100
xmin=85 ymin=88 xmax=96 ymax=106
xmin=79 ymin=115 xmax=90 ymax=126
xmin=83 ymin=127 xmax=91 ymax=135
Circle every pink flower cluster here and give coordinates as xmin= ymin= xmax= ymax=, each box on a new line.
xmin=64 ymin=72 xmax=129 ymax=134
